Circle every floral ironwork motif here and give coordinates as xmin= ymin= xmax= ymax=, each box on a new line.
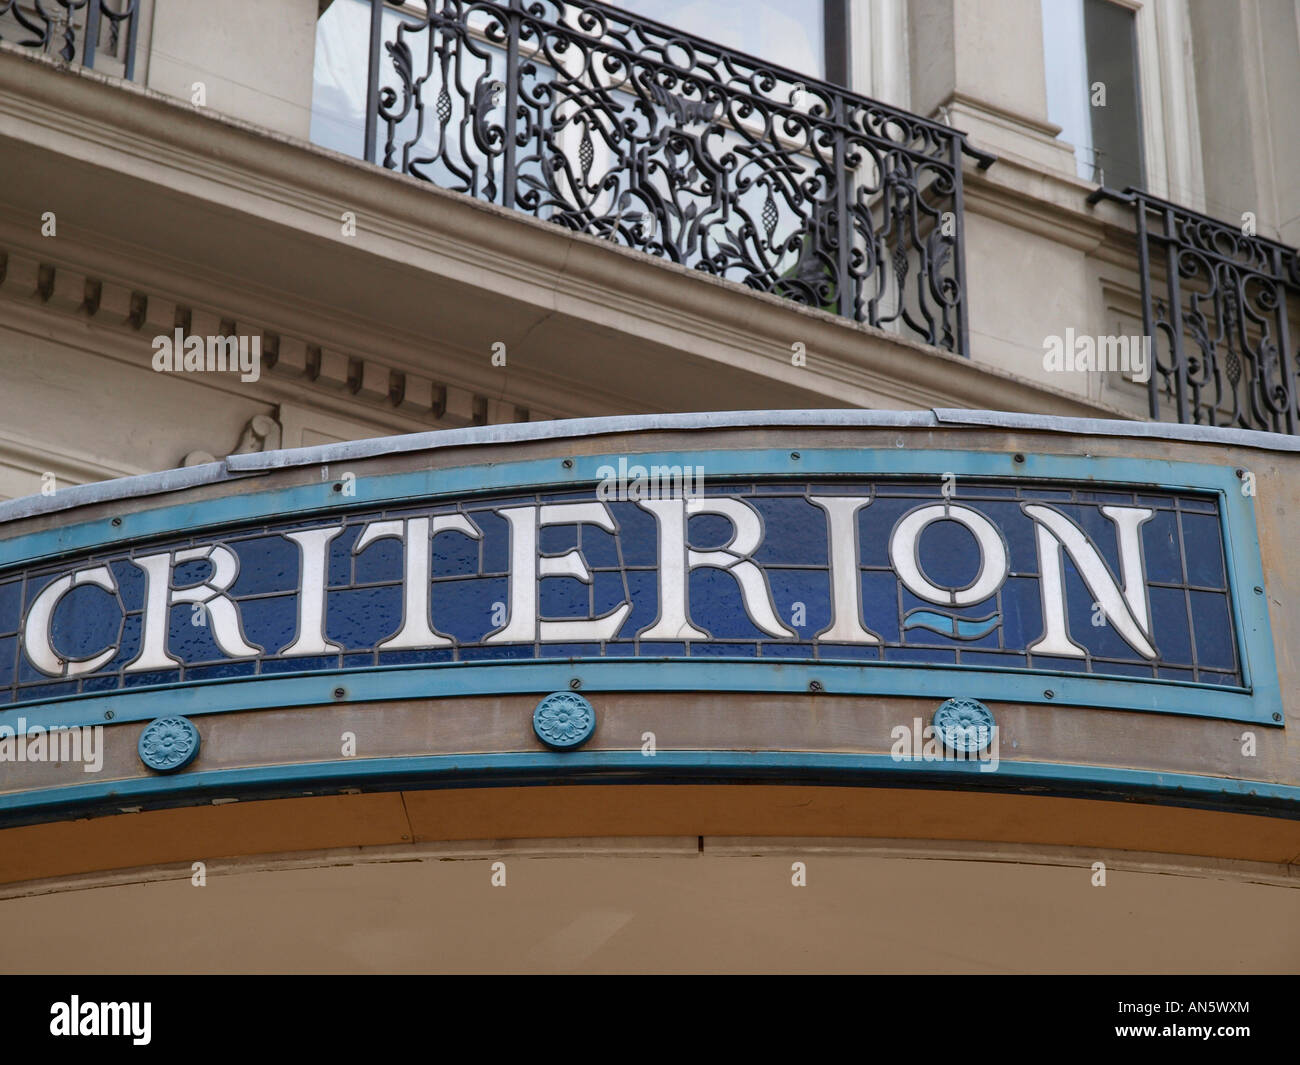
xmin=363 ymin=0 xmax=994 ymax=356
xmin=138 ymin=715 xmax=201 ymax=773
xmin=1091 ymin=187 xmax=1300 ymax=434
xmin=533 ymin=691 xmax=596 ymax=749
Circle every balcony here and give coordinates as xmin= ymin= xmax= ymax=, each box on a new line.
xmin=310 ymin=0 xmax=995 ymax=358
xmin=1091 ymin=187 xmax=1300 ymax=435
xmin=0 ymin=0 xmax=139 ymax=79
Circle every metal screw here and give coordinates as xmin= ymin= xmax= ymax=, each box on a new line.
xmin=569 ymin=678 xmax=582 ymax=690
xmin=790 ymin=451 xmax=800 ymax=460
xmin=104 ymin=709 xmax=114 ymax=720
xmin=1044 ymin=689 xmax=1055 ymax=699
xmin=1254 ymin=587 xmax=1264 ymax=595
xmin=1272 ymin=712 xmax=1282 ymax=722
xmin=562 ymin=458 xmax=573 ymax=469
xmin=332 ymin=687 xmax=346 ymax=699
xmin=809 ymin=679 xmax=823 ymax=692
xmin=1013 ymin=453 xmax=1025 ymax=464
xmin=111 ymin=517 xmax=122 ymax=527
xmin=1235 ymin=468 xmax=1246 ymax=479
xmin=332 ymin=482 xmax=343 ymax=492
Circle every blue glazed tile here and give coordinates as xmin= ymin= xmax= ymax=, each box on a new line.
xmin=353 ymin=529 xmax=404 ymax=585
xmin=753 ymin=497 xmax=827 ymax=565
xmin=687 ymin=512 xmax=735 ymax=551
xmin=0 ymin=580 xmax=21 ymax=635
xmin=434 ymin=576 xmax=506 ymax=643
xmin=229 ymin=534 xmax=301 ymax=596
xmin=432 ymin=527 xmax=479 ymax=575
xmin=1148 ymin=586 xmax=1193 ymax=666
xmin=123 ymin=668 xmax=181 ymax=688
xmin=537 ymin=642 xmax=602 ymax=658
xmin=608 ymin=503 xmax=658 ymax=566
xmin=860 ymin=570 xmax=900 ymax=643
xmin=327 ymin=584 xmax=403 ymax=648
xmin=816 ymin=643 xmax=877 ymax=660
xmin=14 ymin=679 xmax=79 ymax=701
xmin=0 ymin=634 xmax=14 ymax=689
xmin=1093 ymin=660 xmax=1157 ymax=679
xmin=885 ymin=646 xmax=958 ymax=665
xmin=474 ymin=510 xmax=511 ymax=575
xmin=539 ymin=576 xmax=591 ymax=619
xmin=1141 ymin=510 xmax=1184 ymax=583
xmin=688 ymin=568 xmax=770 ymax=639
xmin=761 ymin=642 xmax=816 ymax=659
xmin=378 ymin=648 xmax=453 ymax=665
xmin=765 ymin=568 xmax=829 ymax=636
xmin=693 ymin=642 xmax=758 ymax=657
xmin=48 ymin=580 xmax=121 ymax=661
xmin=539 ymin=523 xmax=579 ymax=553
xmin=459 ymin=645 xmax=536 ymax=661
xmin=261 ymin=655 xmax=335 ymax=673
xmin=639 ymin=641 xmax=687 ymax=656
xmin=187 ymin=661 xmax=260 ymax=681
xmin=578 ymin=524 xmax=621 ymax=569
xmin=241 ymin=594 xmax=302 ymax=656
xmin=1190 ymin=591 xmax=1236 ymax=671
xmin=1180 ymin=512 xmax=1226 ymax=589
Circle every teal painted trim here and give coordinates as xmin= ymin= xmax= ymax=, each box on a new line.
xmin=0 ymin=657 xmax=1271 ymax=731
xmin=0 ymin=750 xmax=1295 ymax=827
xmin=0 ymin=448 xmax=1280 ymax=726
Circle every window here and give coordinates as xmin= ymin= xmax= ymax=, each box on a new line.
xmin=1042 ymin=0 xmax=1144 ymax=190
xmin=609 ymin=0 xmax=849 ymax=84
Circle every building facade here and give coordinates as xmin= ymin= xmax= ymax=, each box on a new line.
xmin=0 ymin=0 xmax=1297 ymax=972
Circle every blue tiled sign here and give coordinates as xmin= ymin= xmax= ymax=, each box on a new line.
xmin=0 ymin=448 xmax=1279 ymax=725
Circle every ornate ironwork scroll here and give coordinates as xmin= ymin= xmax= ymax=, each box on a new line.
xmin=1091 ymin=187 xmax=1300 ymax=434
xmin=360 ymin=0 xmax=994 ymax=356
xmin=0 ymin=0 xmax=139 ymax=78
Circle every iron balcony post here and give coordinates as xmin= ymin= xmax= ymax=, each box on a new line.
xmin=1158 ymin=202 xmax=1191 ymax=424
xmin=832 ymin=91 xmax=851 ymax=320
xmin=1273 ymin=244 xmax=1297 ymax=435
xmin=952 ymin=134 xmax=972 ymax=360
xmin=363 ymin=0 xmax=385 ymax=165
xmin=82 ymin=0 xmax=100 ymax=70
xmin=1133 ymin=195 xmax=1158 ymax=421
xmin=123 ymin=0 xmax=139 ymax=81
xmin=502 ymin=0 xmax=521 ymax=210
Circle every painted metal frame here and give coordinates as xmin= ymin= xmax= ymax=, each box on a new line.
xmin=1 ymin=749 xmax=1299 ymax=826
xmin=0 ymin=447 xmax=1280 ymax=730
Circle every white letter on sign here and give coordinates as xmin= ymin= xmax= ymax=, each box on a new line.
xmin=127 ymin=546 xmax=261 ymax=671
xmin=808 ymin=495 xmax=879 ymax=643
xmin=890 ymin=504 xmax=1008 ymax=605
xmin=355 ymin=516 xmax=481 ymax=650
xmin=487 ymin=503 xmax=631 ymax=643
xmin=282 ymin=526 xmax=345 ymax=656
xmin=1025 ymin=504 xmax=1156 ymax=659
xmin=24 ymin=566 xmax=120 ymax=676
xmin=638 ymin=497 xmax=794 ymax=640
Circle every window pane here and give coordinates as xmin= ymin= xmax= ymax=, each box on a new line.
xmin=1042 ymin=0 xmax=1144 ymax=189
xmin=1042 ymin=0 xmax=1092 ymax=173
xmin=1083 ymin=0 xmax=1143 ymax=190
xmin=610 ymin=0 xmax=826 ymax=78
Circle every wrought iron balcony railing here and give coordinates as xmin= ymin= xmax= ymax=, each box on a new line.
xmin=345 ymin=0 xmax=994 ymax=357
xmin=0 ymin=0 xmax=138 ymax=78
xmin=1091 ymin=187 xmax=1300 ymax=435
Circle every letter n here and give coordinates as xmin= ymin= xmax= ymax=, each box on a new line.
xmin=1024 ymin=504 xmax=1156 ymax=659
